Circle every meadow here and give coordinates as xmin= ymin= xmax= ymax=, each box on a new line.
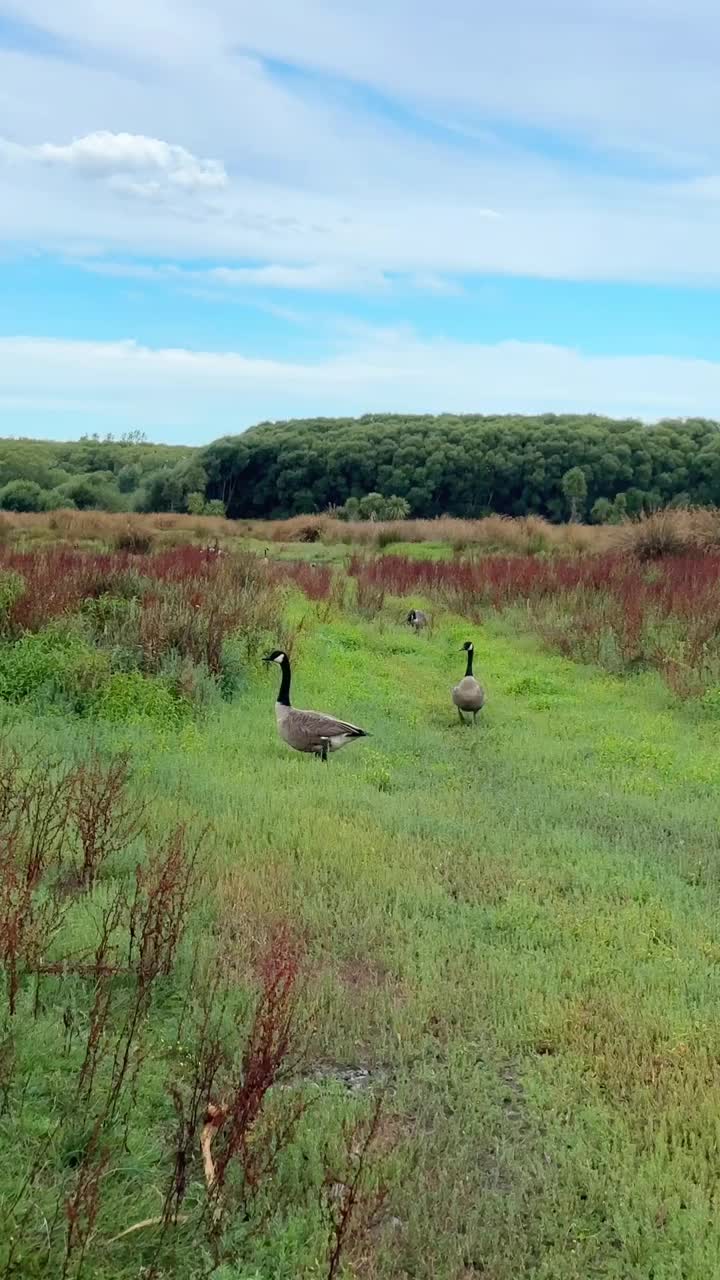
xmin=0 ymin=511 xmax=718 ymax=1279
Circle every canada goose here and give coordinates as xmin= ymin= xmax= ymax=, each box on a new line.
xmin=407 ymin=608 xmax=429 ymax=632
xmin=452 ymin=641 xmax=485 ymax=726
xmin=262 ymin=650 xmax=369 ymax=762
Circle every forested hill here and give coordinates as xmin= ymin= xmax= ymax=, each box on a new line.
xmin=2 ymin=414 xmax=720 ymax=519
xmin=202 ymin=413 xmax=720 ymax=521
xmin=0 ymin=435 xmax=200 ymax=514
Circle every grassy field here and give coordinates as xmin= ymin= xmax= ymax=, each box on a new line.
xmin=0 ymin=531 xmax=719 ymax=1277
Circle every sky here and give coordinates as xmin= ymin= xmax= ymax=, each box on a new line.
xmin=2 ymin=0 xmax=720 ymax=443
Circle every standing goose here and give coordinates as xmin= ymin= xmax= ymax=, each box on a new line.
xmin=452 ymin=641 xmax=485 ymax=726
xmin=407 ymin=608 xmax=429 ymax=632
xmin=262 ymin=650 xmax=368 ymax=762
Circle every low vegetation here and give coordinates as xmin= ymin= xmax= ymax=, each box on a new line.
xmin=4 ymin=502 xmax=720 ymax=559
xmin=0 ymin=510 xmax=718 ymax=1277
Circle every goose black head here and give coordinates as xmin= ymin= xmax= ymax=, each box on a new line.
xmin=460 ymin=641 xmax=474 ymax=653
xmin=262 ymin=650 xmax=287 ymax=665
xmin=407 ymin=610 xmax=416 ymax=624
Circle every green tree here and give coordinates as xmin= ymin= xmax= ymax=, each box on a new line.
xmin=117 ymin=463 xmax=142 ymax=493
xmin=0 ymin=480 xmax=48 ymax=512
xmin=136 ymin=459 xmax=207 ymax=513
xmin=384 ymin=494 xmax=411 ymax=520
xmin=561 ymin=467 xmax=588 ymax=522
xmin=590 ymin=497 xmax=613 ymax=524
xmin=186 ymin=491 xmax=206 ymax=515
xmin=609 ymin=493 xmax=628 ymax=523
xmin=204 ymin=499 xmax=226 ymax=517
xmin=50 ymin=468 xmax=123 ymax=510
xmin=358 ymin=492 xmax=387 ymax=520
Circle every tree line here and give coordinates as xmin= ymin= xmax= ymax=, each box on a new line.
xmin=202 ymin=414 xmax=720 ymax=521
xmin=2 ymin=414 xmax=720 ymax=521
xmin=0 ymin=434 xmax=222 ymax=515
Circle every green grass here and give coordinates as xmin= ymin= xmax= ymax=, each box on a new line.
xmin=2 ymin=598 xmax=720 ymax=1277
xmin=237 ymin=538 xmax=455 ymax=563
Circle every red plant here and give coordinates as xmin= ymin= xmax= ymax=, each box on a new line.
xmin=269 ymin=560 xmax=333 ymax=601
xmin=0 ymin=746 xmax=74 ymax=1014
xmin=129 ymin=824 xmax=205 ymax=984
xmin=350 ymin=552 xmax=720 ymax=695
xmin=322 ymin=1095 xmax=389 ymax=1280
xmin=203 ymin=924 xmax=306 ymax=1209
xmin=68 ymin=751 xmax=146 ymax=890
xmin=76 ymin=889 xmax=128 ymax=1102
xmin=0 ymin=549 xmax=133 ymax=632
xmin=63 ymin=1123 xmax=110 ymax=1278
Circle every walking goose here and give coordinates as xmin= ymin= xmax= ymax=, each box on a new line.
xmin=262 ymin=650 xmax=368 ymax=762
xmin=407 ymin=608 xmax=429 ymax=632
xmin=452 ymin=641 xmax=485 ymax=725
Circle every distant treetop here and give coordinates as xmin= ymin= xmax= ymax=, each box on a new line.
xmin=201 ymin=413 xmax=720 ymax=522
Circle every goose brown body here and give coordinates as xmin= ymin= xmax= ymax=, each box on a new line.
xmin=263 ymin=650 xmax=368 ymax=760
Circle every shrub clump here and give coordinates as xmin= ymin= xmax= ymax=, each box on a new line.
xmin=90 ymin=670 xmax=192 ymax=727
xmin=0 ymin=625 xmax=110 ymax=714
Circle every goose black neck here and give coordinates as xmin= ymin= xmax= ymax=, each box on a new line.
xmin=464 ymin=649 xmax=474 ymax=678
xmin=277 ymin=655 xmax=292 ymax=706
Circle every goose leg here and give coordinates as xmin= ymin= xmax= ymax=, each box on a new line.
xmin=319 ymin=738 xmax=330 ymax=763
xmin=457 ymin=708 xmax=465 ymax=726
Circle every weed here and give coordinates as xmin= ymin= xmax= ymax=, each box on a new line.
xmin=129 ymin=824 xmax=205 ymax=983
xmin=68 ymin=751 xmax=147 ymax=890
xmin=209 ymin=924 xmax=305 ymax=1202
xmin=0 ymin=742 xmax=73 ymax=1014
xmin=62 ymin=1125 xmax=110 ymax=1279
xmin=322 ymin=1095 xmax=389 ymax=1280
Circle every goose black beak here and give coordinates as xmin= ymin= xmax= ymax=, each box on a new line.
xmin=262 ymin=655 xmax=272 ymax=663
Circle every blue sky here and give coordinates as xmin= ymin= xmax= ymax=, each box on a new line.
xmin=2 ymin=0 xmax=720 ymax=443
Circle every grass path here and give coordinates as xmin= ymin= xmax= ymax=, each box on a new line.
xmin=5 ymin=607 xmax=720 ymax=1277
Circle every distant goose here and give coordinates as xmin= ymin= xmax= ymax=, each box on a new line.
xmin=262 ymin=650 xmax=369 ymax=762
xmin=452 ymin=641 xmax=485 ymax=726
xmin=407 ymin=608 xmax=429 ymax=632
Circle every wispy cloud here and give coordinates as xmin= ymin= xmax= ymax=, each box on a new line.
xmin=1 ymin=6 xmax=719 ymax=286
xmin=209 ymin=262 xmax=387 ymax=291
xmin=1 ymin=332 xmax=719 ymax=436
xmin=75 ymin=258 xmax=462 ymax=297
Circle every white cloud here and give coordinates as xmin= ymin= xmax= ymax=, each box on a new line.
xmin=1 ymin=332 xmax=719 ymax=438
xmin=27 ymin=131 xmax=228 ymax=194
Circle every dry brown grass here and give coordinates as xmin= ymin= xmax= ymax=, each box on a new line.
xmin=2 ymin=506 xmax=718 ymax=559
xmin=256 ymin=513 xmax=617 ymax=554
xmin=4 ymin=509 xmax=255 ymax=550
xmin=615 ymin=507 xmax=720 ymax=559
